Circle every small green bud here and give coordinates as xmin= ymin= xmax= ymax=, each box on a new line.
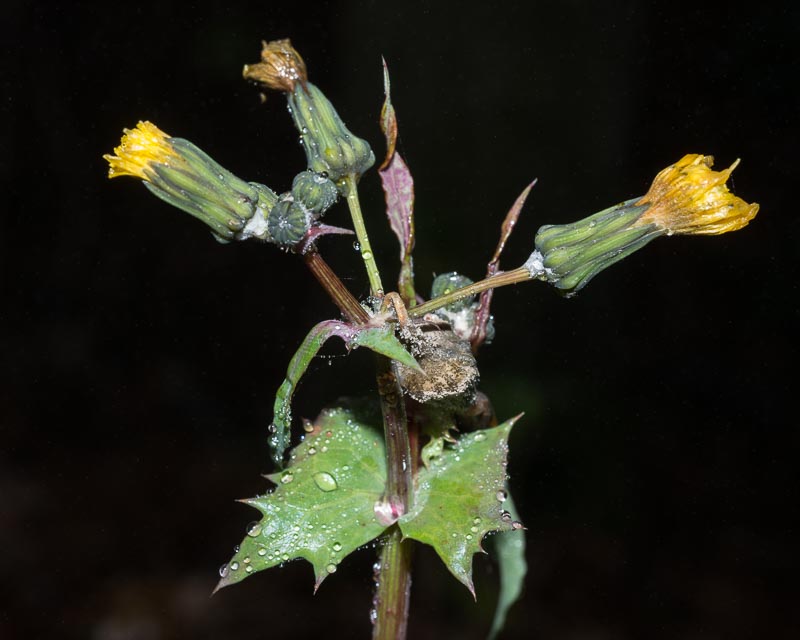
xmin=430 ymin=272 xmax=475 ymax=312
xmin=266 ymin=196 xmax=312 ymax=246
xmin=291 ymin=170 xmax=339 ymax=215
xmin=528 ymin=198 xmax=664 ymax=294
xmin=288 ymin=82 xmax=375 ymax=185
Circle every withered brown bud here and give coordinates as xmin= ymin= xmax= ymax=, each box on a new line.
xmin=243 ymin=39 xmax=307 ymax=93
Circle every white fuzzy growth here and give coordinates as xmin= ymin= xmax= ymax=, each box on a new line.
xmin=237 ymin=206 xmax=270 ymax=240
xmin=524 ymin=250 xmax=553 ymax=280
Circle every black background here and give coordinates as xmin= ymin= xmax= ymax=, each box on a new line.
xmin=3 ymin=2 xmax=798 ymax=639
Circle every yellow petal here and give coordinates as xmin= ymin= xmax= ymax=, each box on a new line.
xmin=103 ymin=121 xmax=178 ymax=180
xmin=636 ymin=154 xmax=759 ymax=236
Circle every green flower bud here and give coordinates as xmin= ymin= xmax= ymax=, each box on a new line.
xmin=528 ymin=198 xmax=664 ymax=294
xmin=266 ymin=196 xmax=312 ymax=246
xmin=288 ymin=82 xmax=375 ymax=185
xmin=291 ymin=170 xmax=339 ymax=215
xmin=104 ymin=121 xmax=279 ymax=242
xmin=430 ymin=272 xmax=475 ymax=312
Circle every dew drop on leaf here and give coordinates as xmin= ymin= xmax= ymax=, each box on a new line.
xmin=326 ymin=563 xmax=337 ymax=574
xmin=313 ymin=471 xmax=338 ymax=492
xmin=246 ymin=522 xmax=262 ymax=537
xmin=280 ymin=471 xmax=294 ymax=484
xmin=496 ymin=489 xmax=508 ymax=502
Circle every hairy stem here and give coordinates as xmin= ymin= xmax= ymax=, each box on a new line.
xmin=372 ymin=526 xmax=413 ymax=640
xmin=408 ymin=265 xmax=533 ymax=318
xmin=343 ymin=175 xmax=384 ymax=296
xmin=302 ymin=250 xmax=370 ymax=324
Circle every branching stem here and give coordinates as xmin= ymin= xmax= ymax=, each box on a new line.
xmin=409 ymin=265 xmax=534 ymax=318
xmin=302 ymin=250 xmax=370 ymax=324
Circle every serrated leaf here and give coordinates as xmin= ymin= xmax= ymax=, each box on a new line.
xmin=216 ymin=403 xmax=389 ymax=592
xmin=270 ymin=321 xmax=419 ymax=466
xmin=399 ymin=416 xmax=522 ymax=595
xmin=488 ymin=492 xmax=526 ymax=640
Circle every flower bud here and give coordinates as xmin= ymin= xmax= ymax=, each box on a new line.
xmin=291 ymin=170 xmax=339 ymax=215
xmin=531 ymin=199 xmax=662 ymax=293
xmin=528 ymin=154 xmax=759 ymax=294
xmin=266 ymin=195 xmax=313 ymax=246
xmin=244 ymin=39 xmax=375 ymax=186
xmin=288 ymin=83 xmax=375 ymax=186
xmin=430 ymin=272 xmax=475 ymax=311
xmin=104 ymin=121 xmax=279 ymax=242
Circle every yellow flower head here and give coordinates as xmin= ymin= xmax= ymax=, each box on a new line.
xmin=635 ymin=154 xmax=759 ymax=236
xmin=104 ymin=121 xmax=180 ymax=180
xmin=242 ymin=39 xmax=307 ymax=93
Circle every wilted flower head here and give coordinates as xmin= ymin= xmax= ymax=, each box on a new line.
xmin=242 ymin=39 xmax=307 ymax=93
xmin=635 ymin=154 xmax=759 ymax=236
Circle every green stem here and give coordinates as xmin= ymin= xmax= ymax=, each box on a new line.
xmin=409 ymin=265 xmax=533 ymax=318
xmin=303 ymin=250 xmax=370 ymax=324
xmin=343 ymin=175 xmax=384 ymax=296
xmin=372 ymin=526 xmax=413 ymax=640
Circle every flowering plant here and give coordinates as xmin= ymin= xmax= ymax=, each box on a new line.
xmin=104 ymin=38 xmax=758 ymax=639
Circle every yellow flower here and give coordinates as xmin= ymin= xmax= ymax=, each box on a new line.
xmin=103 ymin=121 xmax=180 ymax=180
xmin=635 ymin=154 xmax=759 ymax=235
xmin=242 ymin=39 xmax=307 ymax=93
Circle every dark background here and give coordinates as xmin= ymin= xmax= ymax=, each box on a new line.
xmin=3 ymin=1 xmax=797 ymax=638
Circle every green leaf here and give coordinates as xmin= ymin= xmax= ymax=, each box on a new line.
xmin=270 ymin=321 xmax=419 ymax=466
xmin=488 ymin=492 xmax=526 ymax=640
xmin=399 ymin=415 xmax=522 ymax=595
xmin=352 ymin=326 xmax=420 ymax=371
xmin=216 ymin=403 xmax=389 ymax=592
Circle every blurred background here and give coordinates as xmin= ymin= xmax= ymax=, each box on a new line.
xmin=2 ymin=1 xmax=797 ymax=638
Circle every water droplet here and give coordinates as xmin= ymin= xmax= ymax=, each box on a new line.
xmin=326 ymin=563 xmax=337 ymax=574
xmin=257 ymin=548 xmax=267 ymax=557
xmin=280 ymin=471 xmax=294 ymax=484
xmin=474 ymin=432 xmax=486 ymax=441
xmin=219 ymin=563 xmax=229 ymax=577
xmin=466 ymin=534 xmax=473 ymax=540
xmin=245 ymin=565 xmax=254 ymax=573
xmin=470 ymin=526 xmax=479 ymax=533
xmin=233 ymin=545 xmax=240 ymax=553
xmin=313 ymin=472 xmax=338 ymax=491
xmin=332 ymin=542 xmax=342 ymax=552
xmin=496 ymin=490 xmax=508 ymax=502
xmin=242 ymin=556 xmax=251 ymax=564
xmin=362 ymin=251 xmax=373 ymax=261
xmin=230 ymin=561 xmax=240 ymax=571
xmin=246 ymin=521 xmax=262 ymax=537
xmin=353 ymin=241 xmax=361 ymax=251
xmin=281 ymin=553 xmax=289 ymax=561
xmin=500 ymin=511 xmax=512 ymax=522
xmin=308 ymin=446 xmax=317 ymax=455
xmin=511 ymin=521 xmax=524 ymax=530
xmin=303 ymin=422 xmax=314 ymax=433
xmin=473 ymin=517 xmax=482 ymax=525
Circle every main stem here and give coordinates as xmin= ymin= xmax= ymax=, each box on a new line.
xmin=372 ymin=526 xmax=412 ymax=640
xmin=373 ymin=355 xmax=413 ymax=640
xmin=344 ymin=175 xmax=384 ymax=296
